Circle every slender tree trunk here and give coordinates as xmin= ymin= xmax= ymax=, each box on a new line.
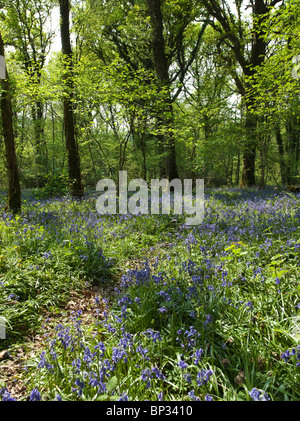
xmin=275 ymin=123 xmax=286 ymax=185
xmin=0 ymin=32 xmax=21 ymax=213
xmin=146 ymin=0 xmax=179 ymax=181
xmin=191 ymin=143 xmax=197 ymax=188
xmin=285 ymin=114 xmax=300 ymax=184
xmin=31 ymin=100 xmax=45 ymax=185
xmin=134 ymin=131 xmax=147 ymax=181
xmin=59 ymin=0 xmax=84 ymax=198
xmin=141 ymin=134 xmax=147 ymax=181
xmin=235 ymin=152 xmax=240 ymax=185
xmin=51 ymin=105 xmax=55 ymax=175
xmin=240 ymin=104 xmax=257 ymax=187
xmin=156 ymin=136 xmax=165 ymax=178
xmin=258 ymin=135 xmax=268 ymax=190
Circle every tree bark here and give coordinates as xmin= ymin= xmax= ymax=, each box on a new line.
xmin=275 ymin=123 xmax=287 ymax=185
xmin=285 ymin=115 xmax=300 ymax=185
xmin=240 ymin=101 xmax=257 ymax=187
xmin=31 ymin=100 xmax=45 ymax=186
xmin=0 ymin=32 xmax=21 ymax=213
xmin=146 ymin=0 xmax=179 ymax=181
xmin=59 ymin=0 xmax=84 ymax=198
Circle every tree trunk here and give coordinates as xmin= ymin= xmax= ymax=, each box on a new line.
xmin=240 ymin=106 xmax=257 ymax=187
xmin=146 ymin=0 xmax=179 ymax=181
xmin=285 ymin=114 xmax=300 ymax=185
xmin=240 ymin=147 xmax=256 ymax=187
xmin=31 ymin=100 xmax=45 ymax=184
xmin=0 ymin=32 xmax=21 ymax=213
xmin=235 ymin=152 xmax=240 ymax=185
xmin=59 ymin=0 xmax=84 ymax=198
xmin=275 ymin=123 xmax=287 ymax=185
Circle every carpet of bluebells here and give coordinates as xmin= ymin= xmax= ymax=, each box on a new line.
xmin=0 ymin=187 xmax=300 ymax=401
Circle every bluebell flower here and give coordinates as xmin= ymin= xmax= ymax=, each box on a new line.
xmin=104 ymin=323 xmax=116 ymax=333
xmin=72 ymin=358 xmax=81 ymax=373
xmin=244 ymin=301 xmax=253 ymax=311
xmin=73 ymin=311 xmax=83 ymax=336
xmin=56 ymin=325 xmax=73 ymax=349
xmin=158 ymin=306 xmax=167 ymax=314
xmin=73 ymin=378 xmax=85 ymax=396
xmin=50 ymin=346 xmax=57 ymax=362
xmin=183 ymin=326 xmax=200 ymax=348
xmin=88 ymin=373 xmax=99 ymax=388
xmin=196 ymin=368 xmax=213 ymax=386
xmin=158 ymin=391 xmax=163 ymax=401
xmin=178 ymin=359 xmax=188 ymax=370
xmin=94 ymin=341 xmax=105 ymax=355
xmin=42 ymin=251 xmax=52 ymax=260
xmin=143 ymin=329 xmax=162 ymax=343
xmin=112 ymin=347 xmax=128 ymax=364
xmin=102 ymin=358 xmax=115 ymax=375
xmin=249 ymin=387 xmax=270 ymax=401
xmin=136 ymin=345 xmax=149 ymax=360
xmin=188 ymin=390 xmax=200 ymax=401
xmin=184 ymin=373 xmax=192 ymax=383
xmin=281 ymin=345 xmax=300 ymax=366
xmin=38 ymin=351 xmax=54 ymax=372
xmin=141 ymin=368 xmax=153 ymax=388
xmin=89 ymin=371 xmax=106 ymax=393
xmin=0 ymin=388 xmax=16 ymax=401
xmin=191 ymin=274 xmax=202 ymax=286
xmin=184 ymin=233 xmax=198 ymax=247
xmin=118 ymin=393 xmax=129 ymax=401
xmin=204 ymin=314 xmax=213 ymax=329
xmin=193 ymin=348 xmax=204 ymax=365
xmin=8 ymin=293 xmax=19 ymax=301
xmin=151 ymin=366 xmax=165 ymax=380
xmin=29 ymin=387 xmax=41 ymax=401
xmin=157 ymin=290 xmax=171 ymax=301
xmin=118 ymin=334 xmax=133 ymax=353
xmin=181 ymin=259 xmax=197 ymax=275
xmin=83 ymin=346 xmax=96 ymax=365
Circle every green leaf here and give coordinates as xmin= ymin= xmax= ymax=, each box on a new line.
xmin=95 ymin=394 xmax=109 ymax=401
xmin=106 ymin=376 xmax=118 ymax=392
